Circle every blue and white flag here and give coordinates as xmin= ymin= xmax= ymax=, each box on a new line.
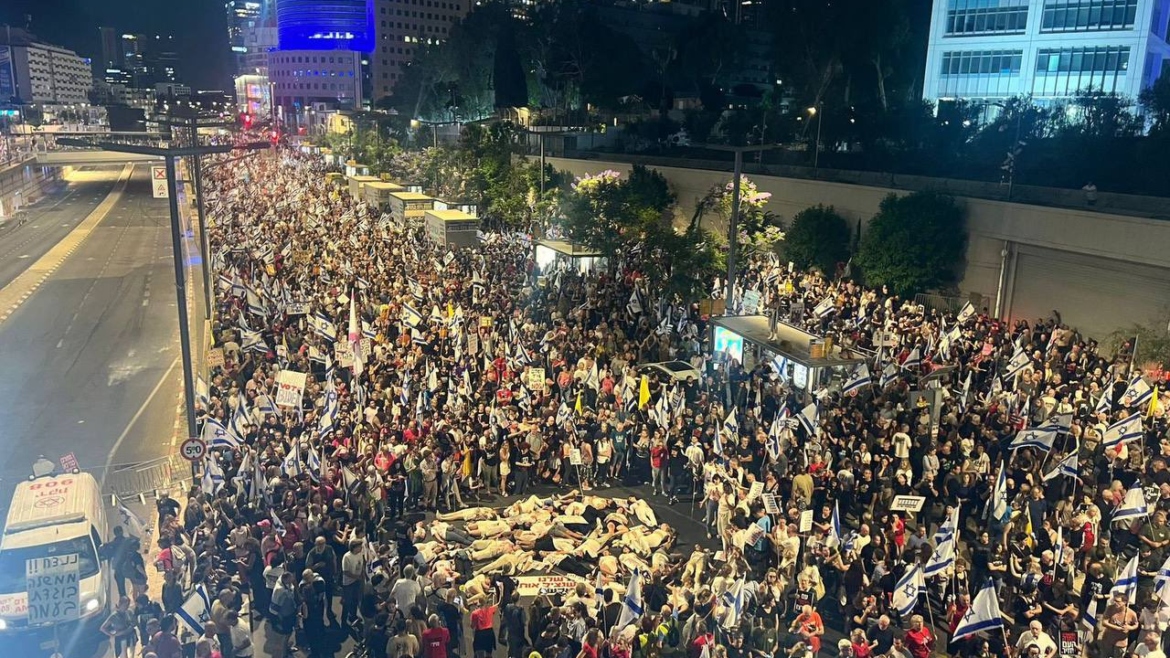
xmin=1103 ymin=412 xmax=1143 ymax=449
xmin=281 ymin=442 xmax=302 ymax=477
xmin=1121 ymin=375 xmax=1154 ymax=409
xmin=1039 ymin=412 xmax=1073 ymax=434
xmin=201 ymin=457 xmax=225 ymax=495
xmin=720 ymin=577 xmax=746 ymax=629
xmin=1113 ymin=481 xmax=1149 ymax=524
xmin=813 ymin=295 xmax=835 ymax=318
xmin=952 ymin=580 xmax=1004 ymax=642
xmin=312 ymin=312 xmax=337 ymax=342
xmin=1042 ymin=453 xmax=1080 ymax=482
xmin=958 ymin=372 xmax=972 ymax=412
xmin=842 ymin=364 xmax=872 ymax=396
xmin=797 ymin=403 xmax=818 ymax=436
xmin=201 ymin=417 xmax=238 ymax=449
xmin=1006 ymin=348 xmax=1032 ymax=379
xmin=614 ymin=570 xmax=643 ymax=634
xmin=924 ymin=530 xmax=956 ymax=576
xmin=1111 ymin=554 xmax=1140 ymax=605
xmin=116 ymin=496 xmax=148 ymax=539
xmin=934 ymin=506 xmax=960 ymax=546
xmin=229 ymin=393 xmax=251 ymax=442
xmin=881 ymin=363 xmax=898 ymax=389
xmin=902 ymin=348 xmax=922 ymax=371
xmin=766 ymin=408 xmax=787 ymax=460
xmin=892 ymin=565 xmax=925 ymax=617
xmin=1009 ymin=427 xmax=1057 ymax=452
xmin=195 ymin=376 xmax=211 ymax=408
xmin=1095 ymin=388 xmax=1114 ymax=415
xmin=988 ymin=461 xmax=1010 ymax=524
xmin=1052 ymin=528 xmax=1064 ymax=577
xmin=723 ymin=407 xmax=739 ymax=439
xmin=1154 ymin=553 xmax=1170 ymax=605
xmin=826 ymin=500 xmax=843 ymax=549
xmin=957 ymin=301 xmax=976 ymax=324
xmin=402 ymin=304 xmax=424 ymax=328
xmin=176 ymin=584 xmax=213 ymax=635
xmin=254 ymin=394 xmax=278 ymax=416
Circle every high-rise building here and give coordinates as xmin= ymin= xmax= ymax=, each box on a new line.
xmin=0 ymin=29 xmax=94 ymax=105
xmin=277 ymin=0 xmax=376 ymax=52
xmin=98 ymin=27 xmax=120 ymax=70
xmin=268 ymin=49 xmax=363 ymax=122
xmin=923 ymin=0 xmax=1170 ymax=106
xmin=371 ymin=0 xmax=468 ymax=101
xmin=227 ymin=0 xmax=267 ymax=74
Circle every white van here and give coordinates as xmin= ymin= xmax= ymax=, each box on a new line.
xmin=0 ymin=472 xmax=110 ymax=632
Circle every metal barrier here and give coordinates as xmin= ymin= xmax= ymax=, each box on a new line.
xmin=914 ymin=292 xmax=988 ymax=315
xmin=101 ymin=455 xmax=190 ymax=501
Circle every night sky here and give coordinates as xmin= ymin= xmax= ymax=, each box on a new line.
xmin=0 ymin=0 xmax=231 ymax=91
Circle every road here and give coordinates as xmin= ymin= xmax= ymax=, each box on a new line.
xmin=0 ymin=169 xmax=120 ymax=290
xmin=0 ymin=166 xmax=187 ymax=657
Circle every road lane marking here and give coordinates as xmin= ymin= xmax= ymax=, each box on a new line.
xmin=0 ymin=164 xmax=134 ymax=325
xmin=102 ymin=357 xmax=179 ymax=488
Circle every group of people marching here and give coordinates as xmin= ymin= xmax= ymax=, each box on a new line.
xmin=107 ymin=144 xmax=1170 ymax=658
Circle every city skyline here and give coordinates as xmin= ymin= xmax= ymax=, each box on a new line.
xmin=0 ymin=0 xmax=231 ymax=90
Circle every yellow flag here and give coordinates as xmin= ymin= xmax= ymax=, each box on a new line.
xmin=1150 ymin=386 xmax=1160 ymax=418
xmin=575 ymin=391 xmax=584 ymax=414
xmin=1024 ymin=514 xmax=1034 ymax=549
xmin=639 ymin=375 xmax=651 ymax=409
xmin=447 ymin=302 xmax=455 ymax=319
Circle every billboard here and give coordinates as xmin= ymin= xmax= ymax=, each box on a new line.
xmin=276 ymin=0 xmax=374 ymax=51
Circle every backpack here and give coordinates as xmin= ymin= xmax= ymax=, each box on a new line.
xmin=665 ymin=620 xmax=681 ymax=648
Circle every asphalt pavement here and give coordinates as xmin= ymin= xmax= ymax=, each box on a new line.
xmin=0 ymin=166 xmax=187 ymax=658
xmin=0 ymin=169 xmax=120 ymax=290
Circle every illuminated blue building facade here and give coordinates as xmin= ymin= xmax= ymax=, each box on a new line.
xmin=277 ymin=0 xmax=376 ymax=52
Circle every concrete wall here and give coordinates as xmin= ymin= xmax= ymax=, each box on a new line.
xmin=540 ymin=155 xmax=1170 ymax=339
xmin=0 ymin=159 xmax=64 ymax=220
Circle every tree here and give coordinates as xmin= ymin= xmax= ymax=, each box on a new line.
xmin=855 ymin=191 xmax=966 ymax=296
xmin=1140 ymin=76 xmax=1170 ymax=136
xmin=1108 ymin=323 xmax=1170 ymax=371
xmin=784 ymin=205 xmax=850 ymax=275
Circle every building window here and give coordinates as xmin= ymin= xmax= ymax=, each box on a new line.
xmin=945 ymin=0 xmax=1028 ymax=35
xmin=1040 ymin=0 xmax=1138 ymax=32
xmin=1032 ymin=45 xmax=1131 ymax=95
xmin=938 ymin=49 xmax=1024 ymax=98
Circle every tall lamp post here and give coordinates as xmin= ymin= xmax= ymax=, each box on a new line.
xmin=697 ymin=143 xmax=780 ymax=314
xmin=991 ymin=101 xmax=1025 ymax=201
xmin=807 ymin=104 xmax=823 ymax=173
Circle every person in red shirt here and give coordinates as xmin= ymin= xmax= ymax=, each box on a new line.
xmin=470 ymin=594 xmax=500 ymax=656
xmin=422 ymin=614 xmax=451 ymax=658
xmin=904 ymin=615 xmax=934 ymax=658
xmin=650 ymin=439 xmax=668 ymax=496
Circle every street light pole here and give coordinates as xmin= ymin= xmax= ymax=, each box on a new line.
xmin=164 ymin=154 xmax=199 ymax=449
xmin=726 ymin=150 xmax=742 ymax=313
xmin=808 ymin=105 xmax=823 ymax=172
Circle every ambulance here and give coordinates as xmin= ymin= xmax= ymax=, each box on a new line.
xmin=0 ymin=472 xmax=111 ymax=632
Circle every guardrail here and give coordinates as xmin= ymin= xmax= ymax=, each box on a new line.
xmin=99 ymin=455 xmax=191 ymax=501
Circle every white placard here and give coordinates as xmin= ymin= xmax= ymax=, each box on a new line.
xmin=890 ymin=495 xmax=926 ymax=513
xmin=516 ymin=574 xmax=586 ymax=598
xmin=798 ymin=509 xmax=814 ymax=533
xmin=275 ymin=370 xmax=308 ymax=408
xmin=285 ymin=302 xmax=310 ymax=316
xmin=569 ymin=449 xmax=583 ymax=466
xmin=26 ymin=554 xmax=79 ymax=624
xmin=762 ymin=493 xmax=780 ymax=515
xmin=742 ymin=290 xmax=762 ymax=315
xmin=748 ymin=481 xmax=764 ymax=501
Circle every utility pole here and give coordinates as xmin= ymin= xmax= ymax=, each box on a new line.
xmin=699 ymin=143 xmax=779 ymax=314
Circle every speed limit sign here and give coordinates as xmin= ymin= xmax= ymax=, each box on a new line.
xmin=179 ymin=438 xmax=207 ymax=462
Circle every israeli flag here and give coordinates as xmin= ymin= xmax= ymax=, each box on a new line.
xmin=1113 ymin=481 xmax=1149 ymax=524
xmin=924 ymin=530 xmax=956 ymax=576
xmin=723 ymin=407 xmax=739 ymax=439
xmin=201 ymin=417 xmax=237 ymax=449
xmin=1121 ymin=375 xmax=1154 ymax=409
xmin=1042 ymin=453 xmax=1080 ymax=482
xmin=176 ymin=584 xmax=214 ymax=635
xmin=1005 ymin=348 xmax=1032 ymax=379
xmin=229 ymin=394 xmax=251 ymax=441
xmin=1039 ymin=412 xmax=1073 ymax=434
xmin=766 ymin=408 xmax=787 ymax=460
xmin=988 ymin=461 xmax=1010 ymax=524
xmin=240 ymin=329 xmax=266 ymax=354
xmin=201 ymin=457 xmax=225 ymax=495
xmin=306 ymin=445 xmax=322 ymax=481
xmin=958 ymin=371 xmax=972 ymax=412
xmin=951 ymin=580 xmax=1004 ymax=642
xmin=813 ymin=295 xmax=835 ymax=318
xmin=893 ymin=564 xmax=925 ymax=617
xmin=1095 ymin=388 xmax=1114 ymax=415
xmin=826 ymin=500 xmax=843 ymax=548
xmin=934 ymin=506 xmax=960 ymax=546
xmin=797 ymin=403 xmax=818 ymax=436
xmin=881 ymin=363 xmax=898 ymax=389
xmin=402 ymin=304 xmax=424 ymax=328
xmin=720 ymin=577 xmax=746 ymax=629
xmin=116 ymin=497 xmax=148 ymax=540
xmin=281 ymin=442 xmax=302 ymax=477
xmin=195 ymin=375 xmax=211 ymax=408
xmin=1111 ymin=554 xmax=1140 ymax=605
xmin=902 ymin=347 xmax=922 ymax=371
xmin=1102 ymin=412 xmax=1143 ymax=449
xmin=1008 ymin=427 xmax=1057 ymax=452
xmin=319 ymin=388 xmax=338 ymax=440
xmin=313 ymin=312 xmax=337 ymax=342
xmin=842 ymin=364 xmax=872 ymax=396
xmin=1154 ymin=553 xmax=1170 ymax=605
xmin=255 ymin=394 xmax=278 ymax=415
xmin=957 ymin=301 xmax=975 ymax=323
xmin=614 ymin=570 xmax=644 ymax=633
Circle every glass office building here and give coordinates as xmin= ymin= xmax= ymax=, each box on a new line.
xmin=276 ymin=0 xmax=375 ymax=52
xmin=923 ymin=0 xmax=1170 ymax=105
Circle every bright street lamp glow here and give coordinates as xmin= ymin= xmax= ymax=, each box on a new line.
xmin=806 ymin=107 xmax=817 ymax=115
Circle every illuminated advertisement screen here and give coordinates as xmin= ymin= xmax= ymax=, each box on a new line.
xmin=0 ymin=47 xmax=14 ymax=103
xmin=713 ymin=327 xmax=744 ymax=363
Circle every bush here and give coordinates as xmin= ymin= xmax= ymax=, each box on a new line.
xmin=855 ymin=192 xmax=966 ymax=296
xmin=783 ymin=205 xmax=850 ymax=275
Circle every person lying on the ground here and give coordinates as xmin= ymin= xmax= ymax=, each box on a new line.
xmin=437 ymin=506 xmax=498 ymax=522
xmin=473 ymin=550 xmax=537 ymax=576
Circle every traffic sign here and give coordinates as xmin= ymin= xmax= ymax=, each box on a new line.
xmin=151 ymin=165 xmax=169 ymax=199
xmin=179 ymin=437 xmax=207 ymax=462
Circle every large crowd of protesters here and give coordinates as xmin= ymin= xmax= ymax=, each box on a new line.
xmin=100 ymin=145 xmax=1170 ymax=658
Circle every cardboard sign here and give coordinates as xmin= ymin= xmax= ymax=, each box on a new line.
xmin=467 ymin=333 xmax=479 ymax=356
xmin=742 ymin=290 xmax=762 ymax=315
xmin=275 ymin=370 xmax=308 ymax=408
xmin=890 ymin=495 xmax=926 ymax=513
xmin=748 ymin=481 xmax=764 ymax=501
xmin=516 ymin=574 xmax=586 ymax=598
xmin=206 ymin=348 xmax=225 ymax=369
xmin=762 ymin=493 xmax=780 ymax=515
xmin=26 ymin=554 xmax=79 ymax=624
xmin=526 ymin=367 xmax=546 ymax=392
xmin=569 ymin=449 xmax=583 ymax=466
xmin=285 ymin=302 xmax=310 ymax=316
xmin=798 ymin=509 xmax=814 ymax=533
